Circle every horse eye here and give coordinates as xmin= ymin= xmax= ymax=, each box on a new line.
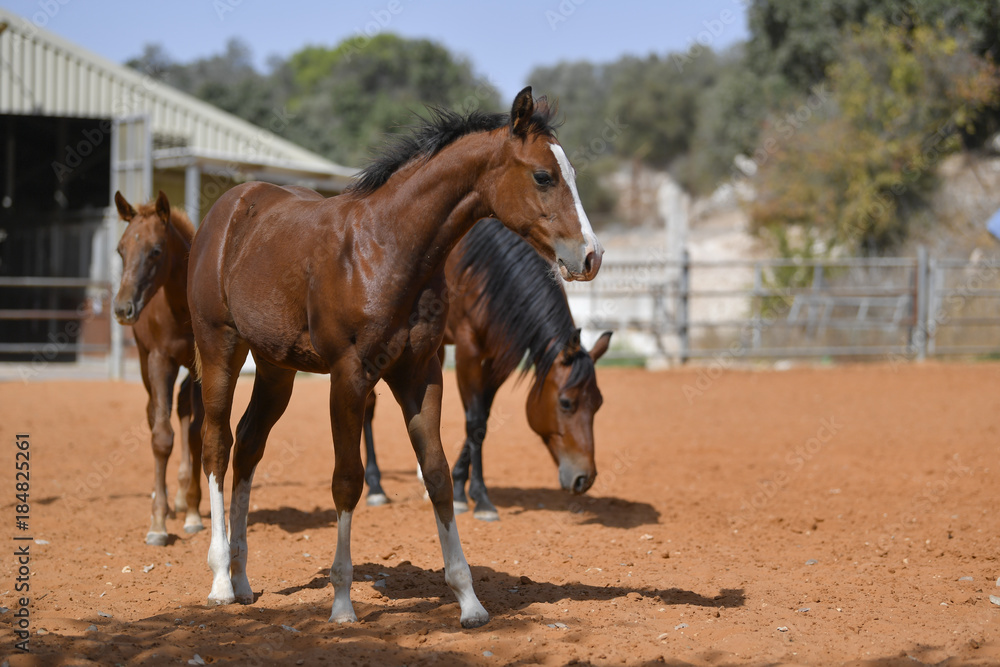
xmin=533 ymin=171 xmax=553 ymax=187
xmin=150 ymin=246 xmax=163 ymax=258
xmin=559 ymin=397 xmax=574 ymax=412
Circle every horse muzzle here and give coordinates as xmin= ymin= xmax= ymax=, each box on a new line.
xmin=113 ymin=299 xmax=140 ymax=325
xmin=555 ymin=236 xmax=603 ymax=282
xmin=558 ymin=461 xmax=596 ymax=495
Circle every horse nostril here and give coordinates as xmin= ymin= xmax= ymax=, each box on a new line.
xmin=584 ymin=250 xmax=594 ymax=274
xmin=125 ymin=303 xmax=135 ymax=320
xmin=572 ymin=474 xmax=590 ymax=494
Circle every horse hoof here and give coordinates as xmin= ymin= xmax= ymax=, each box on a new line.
xmin=366 ymin=493 xmax=390 ymax=507
xmin=454 ymin=500 xmax=469 ymax=514
xmin=184 ymin=523 xmax=205 ymax=534
xmin=234 ymin=593 xmax=254 ymax=605
xmin=207 ymin=595 xmax=235 ymax=606
xmin=328 ymin=610 xmax=358 ymax=624
xmin=145 ymin=532 xmax=169 ymax=546
xmin=460 ymin=609 xmax=490 ymax=629
xmin=473 ymin=510 xmax=499 ymax=522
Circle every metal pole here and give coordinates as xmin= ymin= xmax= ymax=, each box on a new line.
xmin=107 ymin=209 xmax=123 ymax=379
xmin=678 ymin=249 xmax=690 ymax=364
xmin=915 ymin=245 xmax=929 ymax=361
xmin=185 ymin=162 xmax=201 ymax=227
xmin=752 ymin=263 xmax=763 ymax=350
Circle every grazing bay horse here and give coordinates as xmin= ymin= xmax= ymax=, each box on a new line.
xmin=362 ymin=218 xmax=612 ymax=521
xmin=113 ymin=191 xmax=204 ymax=545
xmin=188 ymin=88 xmax=602 ymax=628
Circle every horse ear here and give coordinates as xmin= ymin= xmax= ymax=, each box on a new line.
xmin=155 ymin=190 xmax=171 ymax=225
xmin=566 ymin=327 xmax=582 ymax=354
xmin=114 ymin=191 xmax=136 ymax=221
xmin=510 ymin=86 xmax=535 ymax=138
xmin=589 ymin=331 xmax=613 ymax=362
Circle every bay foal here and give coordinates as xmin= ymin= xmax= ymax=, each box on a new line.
xmin=188 ymin=88 xmax=602 ymax=627
xmin=113 ymin=191 xmax=204 ymax=545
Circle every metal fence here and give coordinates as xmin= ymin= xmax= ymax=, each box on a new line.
xmin=3 ymin=245 xmax=999 ymax=378
xmin=566 ymin=247 xmax=1000 ymax=364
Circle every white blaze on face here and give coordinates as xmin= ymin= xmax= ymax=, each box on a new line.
xmin=549 ymin=143 xmax=601 ymax=256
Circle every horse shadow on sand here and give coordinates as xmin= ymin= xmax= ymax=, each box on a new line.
xmin=486 ymin=486 xmax=660 ymax=529
xmin=275 ymin=559 xmax=744 ymax=621
xmin=247 ymin=506 xmax=339 ymax=533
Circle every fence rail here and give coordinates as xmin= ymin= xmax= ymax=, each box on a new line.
xmin=566 ymin=247 xmax=1000 ymax=364
xmin=3 ymin=247 xmax=999 ymax=377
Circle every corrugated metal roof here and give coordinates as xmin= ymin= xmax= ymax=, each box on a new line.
xmin=0 ymin=8 xmax=356 ymax=184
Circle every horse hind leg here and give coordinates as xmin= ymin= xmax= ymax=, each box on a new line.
xmin=175 ymin=375 xmax=193 ymax=521
xmin=228 ymin=356 xmax=296 ymax=604
xmin=178 ymin=376 xmax=205 ymax=534
xmin=386 ymin=360 xmax=489 ymax=628
xmin=363 ymin=391 xmax=390 ymax=506
xmin=199 ymin=328 xmax=249 ymax=605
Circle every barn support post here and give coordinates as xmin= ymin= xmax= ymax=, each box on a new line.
xmin=678 ymin=249 xmax=690 ymax=365
xmin=107 ymin=209 xmax=124 ymax=380
xmin=184 ymin=163 xmax=201 ymax=227
xmin=915 ymin=245 xmax=929 ymax=362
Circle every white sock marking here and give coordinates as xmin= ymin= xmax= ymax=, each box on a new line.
xmin=229 ymin=468 xmax=255 ymax=601
xmin=329 ymin=510 xmax=356 ymax=623
xmin=207 ymin=472 xmax=234 ymax=603
xmin=435 ymin=514 xmax=488 ymax=627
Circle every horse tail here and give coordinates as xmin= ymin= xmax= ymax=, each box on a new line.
xmin=192 ymin=343 xmax=203 ymax=382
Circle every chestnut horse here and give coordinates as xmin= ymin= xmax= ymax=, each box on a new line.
xmin=188 ymin=88 xmax=602 ymax=628
xmin=113 ymin=191 xmax=204 ymax=545
xmin=362 ymin=218 xmax=612 ymax=520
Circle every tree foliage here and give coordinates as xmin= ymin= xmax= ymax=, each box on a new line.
xmin=749 ymin=20 xmax=1000 ymax=254
xmin=129 ymin=34 xmax=499 ymax=167
xmin=127 ymin=2 xmax=1000 ymax=241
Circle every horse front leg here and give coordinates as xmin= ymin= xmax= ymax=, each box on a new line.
xmin=386 ymin=357 xmax=489 ymax=628
xmin=145 ymin=351 xmax=179 ymax=546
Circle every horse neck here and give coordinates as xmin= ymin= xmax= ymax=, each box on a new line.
xmin=370 ymin=132 xmax=502 ymax=281
xmin=160 ymin=218 xmax=190 ymax=317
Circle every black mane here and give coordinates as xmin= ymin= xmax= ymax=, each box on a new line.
xmin=455 ymin=218 xmax=594 ymax=393
xmin=347 ymin=102 xmax=558 ymax=197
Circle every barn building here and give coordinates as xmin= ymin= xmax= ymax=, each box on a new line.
xmin=0 ymin=8 xmax=355 ymax=376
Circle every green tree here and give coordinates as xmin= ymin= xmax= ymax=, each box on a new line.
xmin=282 ymin=34 xmax=500 ymax=166
xmin=750 ymin=20 xmax=1000 ymax=254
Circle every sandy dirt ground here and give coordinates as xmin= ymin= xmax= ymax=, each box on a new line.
xmin=1 ymin=362 xmax=999 ymax=666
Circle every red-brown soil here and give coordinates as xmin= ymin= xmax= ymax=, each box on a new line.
xmin=1 ymin=362 xmax=999 ymax=665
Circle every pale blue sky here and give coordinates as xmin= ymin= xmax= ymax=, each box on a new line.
xmin=2 ymin=1 xmax=749 ymax=101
